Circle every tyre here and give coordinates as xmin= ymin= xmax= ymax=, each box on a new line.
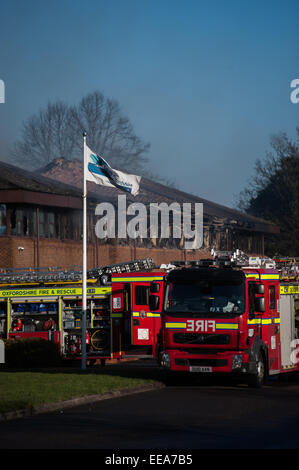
xmin=247 ymin=352 xmax=266 ymax=388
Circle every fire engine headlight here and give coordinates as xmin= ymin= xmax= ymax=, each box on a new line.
xmin=232 ymin=354 xmax=243 ymax=370
xmin=161 ymin=352 xmax=171 ymax=368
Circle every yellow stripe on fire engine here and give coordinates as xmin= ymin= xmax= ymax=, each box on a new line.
xmin=262 ymin=319 xmax=272 ymax=325
xmin=247 ymin=318 xmax=280 ymax=325
xmin=245 ymin=273 xmax=279 ymax=281
xmin=215 ymin=323 xmax=238 ymax=330
xmin=165 ymin=322 xmax=187 ymax=329
xmin=111 ymin=313 xmax=123 ymax=318
xmin=247 ymin=318 xmax=262 ymax=325
xmin=165 ymin=322 xmax=238 ymax=330
xmin=0 ymin=286 xmax=111 ymax=298
xmin=280 ymin=285 xmax=299 ymax=295
xmin=133 ymin=311 xmax=160 ymax=318
xmin=260 ymin=274 xmax=279 ymax=280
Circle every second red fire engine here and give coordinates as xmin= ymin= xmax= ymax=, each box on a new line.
xmin=148 ymin=251 xmax=299 ymax=387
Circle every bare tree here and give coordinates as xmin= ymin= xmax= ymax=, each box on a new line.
xmin=12 ymin=91 xmax=150 ymax=173
xmin=235 ymin=128 xmax=299 ymax=255
xmin=70 ymin=91 xmax=149 ymax=173
xmin=236 ymin=131 xmax=298 ymax=211
xmin=13 ymin=101 xmax=75 ymax=168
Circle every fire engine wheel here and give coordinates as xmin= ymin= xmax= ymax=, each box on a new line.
xmin=248 ymin=353 xmax=266 ymax=388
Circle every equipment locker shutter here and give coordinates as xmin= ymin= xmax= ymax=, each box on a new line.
xmin=280 ymin=294 xmax=295 ymax=368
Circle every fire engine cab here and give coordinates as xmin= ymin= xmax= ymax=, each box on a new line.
xmin=149 ymin=251 xmax=299 ymax=387
xmin=110 ymin=270 xmax=165 ymax=360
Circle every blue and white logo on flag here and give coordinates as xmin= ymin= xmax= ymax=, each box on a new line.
xmin=86 ymin=146 xmax=141 ymax=196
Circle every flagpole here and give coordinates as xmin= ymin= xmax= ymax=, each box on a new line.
xmin=81 ymin=132 xmax=87 ymax=370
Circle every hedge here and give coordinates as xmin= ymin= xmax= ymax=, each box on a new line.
xmin=2 ymin=337 xmax=62 ymax=368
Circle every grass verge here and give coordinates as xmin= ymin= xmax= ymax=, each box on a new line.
xmin=0 ymin=370 xmax=156 ymax=413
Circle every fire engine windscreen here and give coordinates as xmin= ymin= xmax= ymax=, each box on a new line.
xmin=164 ymin=268 xmax=245 ymax=317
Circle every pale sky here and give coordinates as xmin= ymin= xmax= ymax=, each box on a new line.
xmin=0 ymin=0 xmax=298 ymax=207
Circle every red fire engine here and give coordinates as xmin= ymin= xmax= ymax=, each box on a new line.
xmin=0 ymin=258 xmax=160 ymax=364
xmin=148 ymin=251 xmax=299 ymax=387
xmin=2 ymin=251 xmax=299 ymax=384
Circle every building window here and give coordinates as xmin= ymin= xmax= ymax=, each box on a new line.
xmin=10 ymin=208 xmax=17 ymax=236
xmin=39 ymin=210 xmax=46 ymax=238
xmin=22 ymin=208 xmax=34 ymax=237
xmin=0 ymin=204 xmax=6 ymax=235
xmin=64 ymin=214 xmax=73 ymax=240
xmin=39 ymin=210 xmax=58 ymax=239
xmin=4 ymin=205 xmax=85 ymax=242
xmin=16 ymin=209 xmax=23 ymax=236
xmin=55 ymin=213 xmax=60 ymax=239
xmin=32 ymin=210 xmax=37 ymax=237
xmin=9 ymin=207 xmax=34 ymax=237
xmin=49 ymin=212 xmax=55 ymax=238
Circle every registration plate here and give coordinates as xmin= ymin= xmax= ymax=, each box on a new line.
xmin=190 ymin=366 xmax=212 ymax=373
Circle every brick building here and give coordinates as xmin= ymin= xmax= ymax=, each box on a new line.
xmin=0 ymin=159 xmax=279 ymax=270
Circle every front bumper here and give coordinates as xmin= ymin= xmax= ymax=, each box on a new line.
xmin=161 ymin=349 xmax=250 ymax=374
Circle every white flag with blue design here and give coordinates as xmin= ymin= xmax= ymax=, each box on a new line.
xmin=85 ymin=146 xmax=141 ymax=196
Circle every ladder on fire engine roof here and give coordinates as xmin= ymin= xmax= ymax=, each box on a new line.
xmin=272 ymin=257 xmax=299 ymax=280
xmin=0 ymin=258 xmax=155 ymax=286
xmin=211 ymin=249 xmax=299 ymax=274
xmin=164 ymin=250 xmax=299 ymax=281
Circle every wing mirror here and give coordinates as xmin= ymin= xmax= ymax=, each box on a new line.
xmin=254 ymin=296 xmax=265 ymax=313
xmin=149 ymin=295 xmax=160 ymax=311
xmin=255 ymin=284 xmax=265 ymax=295
xmin=150 ymin=282 xmax=160 ymax=293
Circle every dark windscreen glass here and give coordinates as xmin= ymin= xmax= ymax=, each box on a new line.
xmin=164 ymin=279 xmax=245 ymax=317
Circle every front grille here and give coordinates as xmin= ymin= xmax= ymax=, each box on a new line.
xmin=173 ymin=333 xmax=230 ymax=345
xmin=188 ymin=358 xmax=228 ymax=367
xmin=181 ymin=348 xmax=224 ymax=354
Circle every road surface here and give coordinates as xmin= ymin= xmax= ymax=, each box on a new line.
xmin=1 ymin=370 xmax=299 ymax=449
